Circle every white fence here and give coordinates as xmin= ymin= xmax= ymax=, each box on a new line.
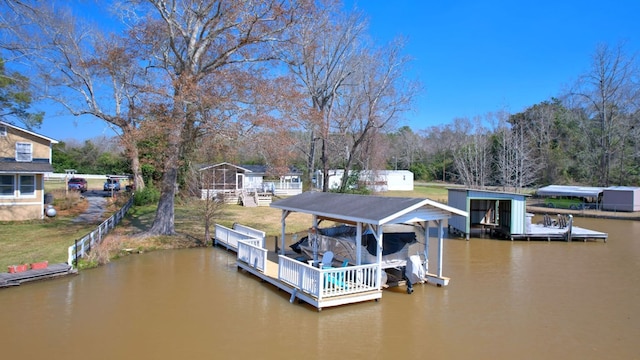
xmin=67 ymin=196 xmax=134 ymax=267
xmin=46 ymin=173 xmax=110 ymax=181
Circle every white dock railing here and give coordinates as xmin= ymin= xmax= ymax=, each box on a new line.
xmin=278 ymin=255 xmax=379 ymax=299
xmin=237 ymin=239 xmax=267 ymax=272
xmin=67 ymin=196 xmax=134 ymax=267
xmin=214 ymin=224 xmax=259 ymax=251
xmin=231 ymin=223 xmax=266 ymax=248
xmin=262 ymin=181 xmax=303 ymax=196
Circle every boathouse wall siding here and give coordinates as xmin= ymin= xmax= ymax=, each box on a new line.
xmin=602 ymin=187 xmax=640 ymax=212
xmin=447 ymin=189 xmax=468 ymax=235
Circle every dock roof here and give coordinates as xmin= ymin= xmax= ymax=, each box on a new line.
xmin=270 ymin=191 xmax=467 ymax=226
xmin=537 ymin=185 xmax=604 ymax=198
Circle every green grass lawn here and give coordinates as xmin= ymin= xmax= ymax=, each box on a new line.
xmin=0 ymin=180 xmax=118 ymax=270
xmin=0 ymin=219 xmax=96 ymax=269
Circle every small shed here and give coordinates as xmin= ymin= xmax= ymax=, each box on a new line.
xmin=448 ymin=188 xmax=529 ymax=240
xmin=602 ymin=186 xmax=640 ymax=212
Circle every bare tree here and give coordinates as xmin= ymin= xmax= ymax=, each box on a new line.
xmin=334 ymin=39 xmax=417 ymax=192
xmin=123 ymin=0 xmax=311 ymax=235
xmin=277 ymin=3 xmax=365 ymax=191
xmin=192 ymin=166 xmax=224 ymax=246
xmin=452 ymin=117 xmax=491 ymax=188
xmin=4 ymin=2 xmax=150 ymax=190
xmin=570 ymin=43 xmax=639 ymax=186
xmin=494 ymin=111 xmax=540 ymax=192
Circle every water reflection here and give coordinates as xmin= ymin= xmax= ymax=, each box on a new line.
xmin=0 ymin=217 xmax=639 ymax=359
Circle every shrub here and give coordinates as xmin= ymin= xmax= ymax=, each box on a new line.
xmin=134 ymin=185 xmax=160 ymax=206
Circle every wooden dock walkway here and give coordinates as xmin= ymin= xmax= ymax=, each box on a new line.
xmin=0 ymin=263 xmax=77 ymax=288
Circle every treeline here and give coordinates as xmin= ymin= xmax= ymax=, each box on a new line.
xmin=386 ymin=98 xmax=639 ymax=188
xmin=52 ymin=138 xmax=129 ymax=176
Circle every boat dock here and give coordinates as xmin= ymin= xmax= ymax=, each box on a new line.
xmin=510 ymin=223 xmax=608 ymax=242
xmin=0 ymin=263 xmax=77 ymax=288
xmin=237 ymin=248 xmax=383 ymax=311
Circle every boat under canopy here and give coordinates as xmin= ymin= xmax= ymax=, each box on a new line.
xmin=270 ymin=192 xmax=469 ymax=288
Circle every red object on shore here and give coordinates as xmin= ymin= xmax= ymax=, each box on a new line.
xmin=30 ymin=261 xmax=48 ymax=270
xmin=7 ymin=264 xmax=29 ymax=273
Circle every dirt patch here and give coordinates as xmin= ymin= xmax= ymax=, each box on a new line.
xmin=54 ymin=197 xmax=89 ymax=217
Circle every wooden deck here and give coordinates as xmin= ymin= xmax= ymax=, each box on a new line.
xmin=0 ymin=263 xmax=77 ymax=288
xmin=228 ymin=239 xmax=384 ymax=311
xmin=237 ymin=254 xmax=383 ymax=311
xmin=510 ymin=223 xmax=608 ymax=242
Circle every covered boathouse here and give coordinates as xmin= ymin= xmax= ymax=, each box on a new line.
xmin=448 ymin=188 xmax=528 ymax=240
xmin=447 ymin=188 xmax=607 ymax=241
xmin=215 ymin=192 xmax=468 ymax=310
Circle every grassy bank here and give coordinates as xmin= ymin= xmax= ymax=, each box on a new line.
xmin=0 ymin=187 xmax=126 ymax=270
xmin=1 ymin=184 xmax=451 ymax=270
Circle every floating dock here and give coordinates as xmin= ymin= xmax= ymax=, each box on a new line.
xmin=0 ymin=263 xmax=77 ymax=288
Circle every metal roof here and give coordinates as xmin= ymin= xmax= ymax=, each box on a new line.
xmin=270 ymin=191 xmax=467 ymax=226
xmin=536 ymin=185 xmax=604 ymax=198
xmin=198 ymin=162 xmax=302 ymax=175
xmin=448 ymin=187 xmax=530 ymax=198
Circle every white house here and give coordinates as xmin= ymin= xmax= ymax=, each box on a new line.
xmin=0 ymin=121 xmax=58 ymax=221
xmin=199 ymin=162 xmax=303 ymax=205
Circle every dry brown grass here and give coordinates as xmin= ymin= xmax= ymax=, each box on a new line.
xmin=49 ymin=189 xmax=88 ymax=213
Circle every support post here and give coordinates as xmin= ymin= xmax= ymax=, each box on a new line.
xmin=423 ymin=221 xmax=430 ymax=273
xmin=438 ymin=220 xmax=444 ymax=278
xmin=376 ymin=225 xmax=383 ymax=290
xmin=356 ymin=222 xmax=362 ymax=266
xmin=280 ymin=210 xmax=287 ymax=255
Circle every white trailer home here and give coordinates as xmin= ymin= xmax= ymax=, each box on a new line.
xmin=315 ymin=169 xmax=414 ymax=192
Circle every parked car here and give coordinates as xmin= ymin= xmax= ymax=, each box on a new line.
xmin=103 ymin=178 xmax=121 ymax=191
xmin=68 ymin=177 xmax=88 ymax=192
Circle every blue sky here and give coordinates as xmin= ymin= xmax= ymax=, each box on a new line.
xmin=34 ymin=0 xmax=640 ymax=141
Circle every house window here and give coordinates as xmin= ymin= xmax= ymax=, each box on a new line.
xmin=0 ymin=125 xmax=6 ymax=136
xmin=16 ymin=142 xmax=32 ymax=162
xmin=0 ymin=175 xmax=15 ymax=197
xmin=19 ymin=175 xmax=36 ymax=197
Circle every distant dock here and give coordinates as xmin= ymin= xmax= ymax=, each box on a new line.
xmin=511 ymin=223 xmax=608 ymax=242
xmin=0 ymin=264 xmax=77 ymax=288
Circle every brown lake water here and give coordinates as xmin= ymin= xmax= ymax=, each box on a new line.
xmin=1 ymin=216 xmax=639 ymax=359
